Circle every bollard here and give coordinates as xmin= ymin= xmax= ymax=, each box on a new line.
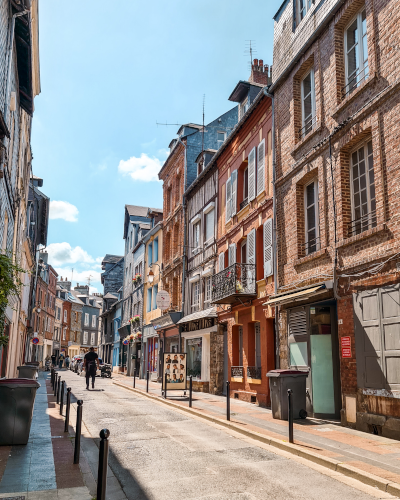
xmin=97 ymin=429 xmax=110 ymax=500
xmin=53 ymin=374 xmax=58 ymax=396
xmin=288 ymin=389 xmax=294 ymax=444
xmin=51 ymin=368 xmax=54 ymax=387
xmin=64 ymin=387 xmax=71 ymax=433
xmin=56 ymin=376 xmax=61 ymax=404
xmin=164 ymin=372 xmax=168 ymax=399
xmin=226 ymin=381 xmax=230 ymax=421
xmin=133 ymin=368 xmax=136 ymax=388
xmin=74 ymin=400 xmax=83 ymax=464
xmin=189 ymin=375 xmax=193 ymax=408
xmin=146 ymin=370 xmax=149 ymax=393
xmin=60 ymin=381 xmax=65 ymax=415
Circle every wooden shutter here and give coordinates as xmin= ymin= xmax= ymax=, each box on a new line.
xmin=263 ymin=218 xmax=273 ymax=278
xmin=228 ymin=243 xmax=236 ymax=266
xmin=247 ymin=228 xmax=256 ymax=265
xmin=218 ymin=252 xmax=225 ymax=272
xmin=225 ymin=178 xmax=231 ymax=223
xmin=248 ymin=147 xmax=256 ymax=201
xmin=231 ymin=170 xmax=238 ymax=216
xmin=257 ymin=139 xmax=265 ymax=196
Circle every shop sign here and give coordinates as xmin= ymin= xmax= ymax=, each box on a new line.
xmin=156 ymin=290 xmax=171 ymax=310
xmin=181 ymin=317 xmax=217 ymax=333
xmin=341 ymin=336 xmax=351 ymax=358
xmin=162 ymin=352 xmax=187 ymax=391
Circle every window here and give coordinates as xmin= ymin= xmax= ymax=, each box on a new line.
xmin=148 ymin=242 xmax=153 ymax=266
xmin=301 ymin=69 xmax=315 ymax=138
xmin=64 ymin=310 xmax=67 ymax=322
xmin=241 ymin=240 xmax=247 ymax=264
xmin=83 ymin=331 xmax=88 ymax=344
xmin=84 ymin=313 xmax=89 ymax=326
xmin=239 ymin=326 xmax=243 ymax=366
xmin=193 ymin=222 xmax=200 ymax=250
xmin=298 ymin=0 xmax=312 ymax=22
xmin=255 ymin=323 xmax=261 ymax=369
xmin=217 ymin=131 xmax=226 ymax=149
xmin=191 ymin=281 xmax=200 ymax=311
xmin=350 ymin=140 xmax=376 ymax=236
xmin=1 ymin=212 xmax=8 ymax=251
xmin=62 ymin=328 xmax=66 ymax=340
xmin=239 ymin=98 xmax=249 ymax=120
xmin=153 ymin=284 xmax=158 ymax=310
xmin=92 ymin=315 xmax=96 ymax=327
xmin=204 ymin=209 xmax=214 ymax=243
xmin=344 ymin=9 xmax=368 ymax=96
xmin=304 ymin=180 xmax=319 ymax=254
xmin=168 ymin=188 xmax=173 ymax=214
xmin=153 ymin=238 xmax=159 ymax=262
xmin=225 ymin=170 xmax=238 ymax=222
xmin=204 ymin=276 xmax=212 ymax=305
xmin=147 ymin=288 xmax=152 ymax=312
xmin=91 ymin=333 xmax=95 ymax=345
xmin=243 ymin=167 xmax=249 ymax=203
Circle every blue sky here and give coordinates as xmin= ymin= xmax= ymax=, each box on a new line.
xmin=33 ymin=0 xmax=281 ymax=293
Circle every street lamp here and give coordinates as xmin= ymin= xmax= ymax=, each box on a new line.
xmin=148 ymin=263 xmax=161 ymax=284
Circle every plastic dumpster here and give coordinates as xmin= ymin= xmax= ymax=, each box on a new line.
xmin=0 ymin=378 xmax=40 ymax=445
xmin=267 ymin=369 xmax=308 ymax=420
xmin=17 ymin=365 xmax=38 ymax=379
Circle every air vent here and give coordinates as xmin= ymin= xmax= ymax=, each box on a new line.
xmin=289 ymin=309 xmax=307 ymax=337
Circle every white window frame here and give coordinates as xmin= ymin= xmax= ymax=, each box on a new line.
xmin=239 ymin=98 xmax=249 ymax=120
xmin=62 ymin=328 xmax=66 ymax=341
xmin=191 ymin=281 xmax=200 ymax=311
xmin=91 ymin=332 xmax=95 ymax=346
xmin=92 ymin=315 xmax=96 ymax=327
xmin=344 ymin=9 xmax=369 ymax=95
xmin=84 ymin=313 xmax=89 ymax=326
xmin=83 ymin=331 xmax=88 ymax=344
xmin=193 ymin=221 xmax=200 ymax=253
xmin=304 ymin=179 xmax=319 ymax=255
xmin=300 ymin=69 xmax=316 ymax=138
xmin=64 ymin=310 xmax=67 ymax=322
xmin=204 ymin=276 xmax=212 ymax=305
xmin=204 ymin=208 xmax=214 ymax=245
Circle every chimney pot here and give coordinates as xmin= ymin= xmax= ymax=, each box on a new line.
xmin=254 ymin=58 xmax=258 ymax=66
xmin=259 ymin=59 xmax=263 ymax=68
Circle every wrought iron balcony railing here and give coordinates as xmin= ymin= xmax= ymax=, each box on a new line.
xmin=212 ymin=263 xmax=256 ymax=304
xmin=342 ymin=66 xmax=369 ymax=99
xmin=301 ymin=235 xmax=321 ymax=257
xmin=298 ymin=115 xmax=317 ymax=141
xmin=231 ymin=366 xmax=244 ymax=378
xmin=348 ymin=209 xmax=377 ymax=238
xmin=239 ymin=198 xmax=248 ymax=211
xmin=247 ymin=366 xmax=262 ymax=380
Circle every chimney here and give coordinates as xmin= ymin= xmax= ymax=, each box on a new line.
xmin=249 ymin=58 xmax=272 ymax=86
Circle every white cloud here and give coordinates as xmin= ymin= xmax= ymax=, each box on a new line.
xmin=118 ymin=153 xmax=163 ymax=182
xmin=46 ymin=242 xmax=95 ymax=267
xmin=49 ymin=201 xmax=79 ymax=222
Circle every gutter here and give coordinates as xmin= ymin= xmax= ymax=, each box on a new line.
xmin=178 ymin=137 xmax=187 ymax=333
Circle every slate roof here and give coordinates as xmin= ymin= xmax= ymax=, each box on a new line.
xmin=102 ymin=254 xmax=123 ymax=264
xmin=126 ymin=205 xmax=162 ymax=217
xmin=103 ymin=292 xmax=119 ymax=300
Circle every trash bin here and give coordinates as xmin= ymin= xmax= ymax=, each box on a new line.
xmin=17 ymin=365 xmax=38 ymax=379
xmin=0 ymin=378 xmax=40 ymax=445
xmin=267 ymin=369 xmax=308 ymax=420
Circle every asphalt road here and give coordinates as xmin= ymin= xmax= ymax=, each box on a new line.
xmin=61 ymin=370 xmax=392 ymax=500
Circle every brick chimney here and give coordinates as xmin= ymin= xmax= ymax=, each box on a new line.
xmin=249 ymin=59 xmax=272 ymax=86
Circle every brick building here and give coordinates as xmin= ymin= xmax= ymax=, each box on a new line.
xmin=269 ymin=0 xmax=400 ymax=434
xmin=212 ymin=64 xmax=275 ymax=406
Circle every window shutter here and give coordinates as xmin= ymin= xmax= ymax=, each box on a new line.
xmin=288 ymin=309 xmax=307 ymax=337
xmin=263 ymin=218 xmax=273 ymax=278
xmin=205 ymin=210 xmax=214 ymax=242
xmin=247 ymin=228 xmax=256 ymax=265
xmin=225 ymin=178 xmax=232 ymax=223
xmin=248 ymin=147 xmax=256 ymax=201
xmin=257 ymin=140 xmax=265 ymax=196
xmin=231 ymin=170 xmax=238 ymax=216
xmin=228 ymin=243 xmax=236 ymax=266
xmin=218 ymin=252 xmax=225 ymax=272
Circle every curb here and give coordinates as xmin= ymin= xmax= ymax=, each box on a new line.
xmin=113 ymin=380 xmax=400 ymax=498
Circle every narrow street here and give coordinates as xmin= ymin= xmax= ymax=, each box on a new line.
xmin=61 ymin=370 xmax=392 ymax=500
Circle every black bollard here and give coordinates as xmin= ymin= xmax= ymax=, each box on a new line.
xmin=74 ymin=400 xmax=83 ymax=464
xmin=60 ymin=381 xmax=65 ymax=415
xmin=97 ymin=429 xmax=110 ymax=500
xmin=288 ymin=389 xmax=294 ymax=443
xmin=164 ymin=372 xmax=168 ymax=399
xmin=146 ymin=370 xmax=149 ymax=393
xmin=53 ymin=374 xmax=58 ymax=396
xmin=226 ymin=381 xmax=230 ymax=421
xmin=64 ymin=387 xmax=71 ymax=433
xmin=189 ymin=375 xmax=193 ymax=408
xmin=133 ymin=368 xmax=136 ymax=388
xmin=56 ymin=376 xmax=61 ymax=404
xmin=51 ymin=368 xmax=54 ymax=386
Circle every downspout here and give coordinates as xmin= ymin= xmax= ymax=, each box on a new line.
xmin=263 ymin=88 xmax=280 ymax=368
xmin=177 ymin=138 xmax=187 ymax=351
xmin=329 ymin=136 xmax=340 ymax=302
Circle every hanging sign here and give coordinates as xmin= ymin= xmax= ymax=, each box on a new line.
xmin=156 ymin=290 xmax=171 ymax=311
xmin=341 ymin=336 xmax=351 ymax=358
xmin=32 ymin=337 xmax=39 ymax=345
xmin=162 ymin=352 xmax=187 ymax=391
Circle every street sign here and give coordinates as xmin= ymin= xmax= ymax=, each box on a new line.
xmin=156 ymin=290 xmax=171 ymax=310
xmin=341 ymin=336 xmax=351 ymax=358
xmin=32 ymin=337 xmax=39 ymax=345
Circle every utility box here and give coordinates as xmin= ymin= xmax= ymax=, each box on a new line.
xmin=0 ymin=379 xmax=40 ymax=445
xmin=267 ymin=369 xmax=308 ymax=420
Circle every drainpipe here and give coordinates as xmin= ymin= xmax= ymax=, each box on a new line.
xmin=177 ymin=137 xmax=187 ymax=350
xmin=263 ymin=88 xmax=280 ymax=368
xmin=329 ymin=136 xmax=340 ymax=302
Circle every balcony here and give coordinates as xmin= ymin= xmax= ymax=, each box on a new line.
xmin=348 ymin=210 xmax=377 ymax=238
xmin=212 ymin=263 xmax=256 ymax=305
xmin=231 ymin=366 xmax=244 ymax=381
xmin=247 ymin=366 xmax=262 ymax=384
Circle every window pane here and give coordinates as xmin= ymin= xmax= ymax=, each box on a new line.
xmin=302 ymin=73 xmax=311 ymax=96
xmin=306 ymin=182 xmax=314 ymax=206
xmin=290 ymin=342 xmax=308 ymax=366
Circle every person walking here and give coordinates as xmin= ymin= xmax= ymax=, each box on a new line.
xmin=58 ymin=353 xmax=64 ymax=369
xmin=51 ymin=354 xmax=56 ymax=366
xmin=84 ymin=347 xmax=99 ymax=390
xmin=65 ymin=355 xmax=70 ymax=369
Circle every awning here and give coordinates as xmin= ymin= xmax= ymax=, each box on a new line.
xmin=177 ymin=307 xmax=217 ymax=325
xmin=263 ymin=285 xmax=326 ymax=306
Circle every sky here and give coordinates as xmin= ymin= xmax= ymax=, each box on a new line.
xmin=32 ymin=0 xmax=282 ymax=294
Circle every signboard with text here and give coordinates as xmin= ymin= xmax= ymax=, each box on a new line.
xmin=341 ymin=336 xmax=352 ymax=358
xmin=162 ymin=352 xmax=186 ymax=391
xmin=156 ymin=290 xmax=171 ymax=311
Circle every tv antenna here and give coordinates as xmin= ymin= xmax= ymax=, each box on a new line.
xmin=201 ymin=94 xmax=205 ymax=155
xmin=156 ymin=121 xmax=182 ymax=127
xmin=244 ymin=40 xmax=257 ymax=69
xmin=71 ymin=268 xmax=74 ymax=283
xmin=86 ymin=274 xmax=93 ymax=287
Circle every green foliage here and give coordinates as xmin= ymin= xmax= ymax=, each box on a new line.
xmin=0 ymin=252 xmax=25 ymax=343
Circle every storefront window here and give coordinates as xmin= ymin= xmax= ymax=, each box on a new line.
xmin=187 ymin=337 xmax=202 ymax=379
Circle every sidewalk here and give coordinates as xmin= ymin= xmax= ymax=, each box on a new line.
xmin=0 ymin=371 xmax=92 ymax=499
xmin=113 ymin=374 xmax=400 ymax=498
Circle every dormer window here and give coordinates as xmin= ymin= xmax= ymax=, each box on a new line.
xmin=239 ymin=97 xmax=249 ymax=120
xmin=298 ymin=0 xmax=312 ymax=22
xmin=217 ymin=132 xmax=226 ymax=149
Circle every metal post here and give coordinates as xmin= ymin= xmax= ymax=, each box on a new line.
xmin=189 ymin=375 xmax=193 ymax=407
xmin=53 ymin=374 xmax=58 ymax=396
xmin=64 ymin=387 xmax=71 ymax=433
xmin=56 ymin=376 xmax=61 ymax=404
xmin=74 ymin=400 xmax=83 ymax=464
xmin=146 ymin=369 xmax=149 ymax=393
xmin=133 ymin=368 xmax=136 ymax=388
xmin=288 ymin=389 xmax=294 ymax=444
xmin=164 ymin=372 xmax=168 ymax=399
xmin=226 ymin=381 xmax=230 ymax=421
xmin=97 ymin=429 xmax=110 ymax=500
xmin=51 ymin=368 xmax=54 ymax=386
xmin=60 ymin=381 xmax=65 ymax=415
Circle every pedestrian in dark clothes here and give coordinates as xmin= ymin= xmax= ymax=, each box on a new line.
xmin=84 ymin=347 xmax=99 ymax=390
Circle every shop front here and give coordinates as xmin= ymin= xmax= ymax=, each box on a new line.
xmin=177 ymin=308 xmax=223 ymax=394
xmin=151 ymin=311 xmax=182 ymax=381
xmin=143 ymin=324 xmax=159 ymax=380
